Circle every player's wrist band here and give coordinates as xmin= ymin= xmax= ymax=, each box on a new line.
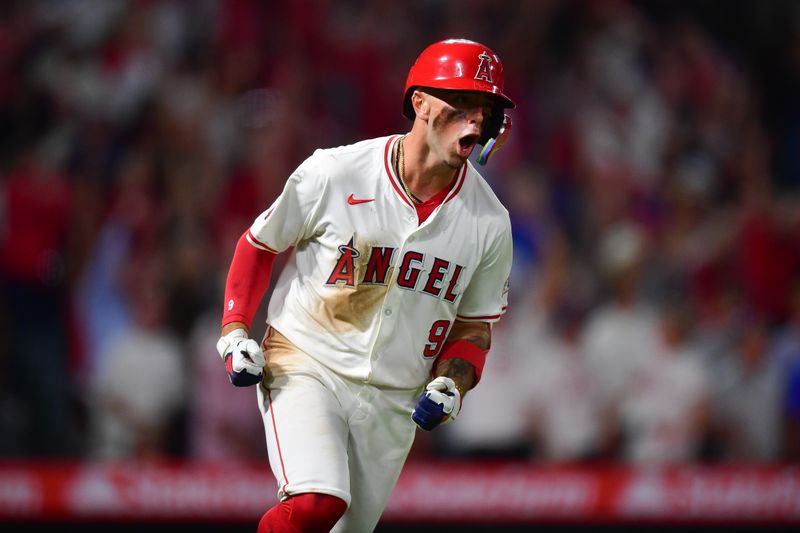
xmin=435 ymin=339 xmax=488 ymax=385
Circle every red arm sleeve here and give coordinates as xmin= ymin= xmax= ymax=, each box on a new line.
xmin=221 ymin=231 xmax=277 ymax=330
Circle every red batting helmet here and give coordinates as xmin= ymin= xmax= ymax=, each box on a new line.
xmin=402 ymin=38 xmax=516 ymax=121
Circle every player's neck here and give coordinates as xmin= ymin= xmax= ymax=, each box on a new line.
xmin=397 ymin=132 xmax=459 ymax=202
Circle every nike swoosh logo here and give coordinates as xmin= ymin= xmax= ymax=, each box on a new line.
xmin=347 ymin=194 xmax=374 ymax=205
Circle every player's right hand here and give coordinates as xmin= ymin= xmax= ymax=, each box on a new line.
xmin=216 ymin=328 xmax=266 ymax=387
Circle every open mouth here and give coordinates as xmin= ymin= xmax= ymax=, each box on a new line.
xmin=458 ymin=134 xmax=479 ymax=156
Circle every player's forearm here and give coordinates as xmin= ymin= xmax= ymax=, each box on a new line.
xmin=221 ymin=231 xmax=277 ymax=331
xmin=433 ymin=357 xmax=475 ymax=396
xmin=432 ymin=320 xmax=491 ymax=393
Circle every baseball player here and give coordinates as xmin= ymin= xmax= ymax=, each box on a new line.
xmin=217 ymin=38 xmax=515 ymax=532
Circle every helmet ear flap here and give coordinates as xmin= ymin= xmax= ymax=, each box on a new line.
xmin=478 ymin=106 xmax=504 ymax=146
xmin=477 ymin=114 xmax=512 ymax=165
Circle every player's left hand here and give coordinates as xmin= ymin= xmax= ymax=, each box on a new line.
xmin=216 ymin=328 xmax=266 ymax=387
xmin=411 ymin=376 xmax=462 ymax=431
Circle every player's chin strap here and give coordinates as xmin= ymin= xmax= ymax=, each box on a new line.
xmin=476 ymin=114 xmax=512 ymax=166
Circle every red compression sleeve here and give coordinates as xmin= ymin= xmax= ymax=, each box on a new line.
xmin=221 ymin=231 xmax=277 ymax=330
xmin=434 ymin=340 xmax=489 ymax=385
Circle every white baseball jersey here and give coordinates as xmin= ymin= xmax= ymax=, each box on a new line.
xmin=246 ymin=135 xmax=512 ymax=390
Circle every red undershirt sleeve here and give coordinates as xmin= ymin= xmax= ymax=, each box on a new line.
xmin=221 ymin=231 xmax=277 ymax=330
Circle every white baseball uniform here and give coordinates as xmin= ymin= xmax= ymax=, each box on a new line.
xmin=246 ymin=134 xmax=512 ymax=532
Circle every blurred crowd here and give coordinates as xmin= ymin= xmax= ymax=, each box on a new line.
xmin=1 ymin=0 xmax=799 ymax=466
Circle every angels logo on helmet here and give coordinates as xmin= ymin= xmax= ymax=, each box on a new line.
xmin=475 ymin=52 xmax=494 ymax=83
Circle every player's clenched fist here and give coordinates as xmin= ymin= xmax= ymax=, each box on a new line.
xmin=411 ymin=376 xmax=462 ymax=431
xmin=216 ymin=328 xmax=266 ymax=386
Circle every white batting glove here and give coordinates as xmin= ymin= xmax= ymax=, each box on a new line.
xmin=426 ymin=376 xmax=462 ymax=420
xmin=216 ymin=328 xmax=266 ymax=387
xmin=411 ymin=376 xmax=462 ymax=430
